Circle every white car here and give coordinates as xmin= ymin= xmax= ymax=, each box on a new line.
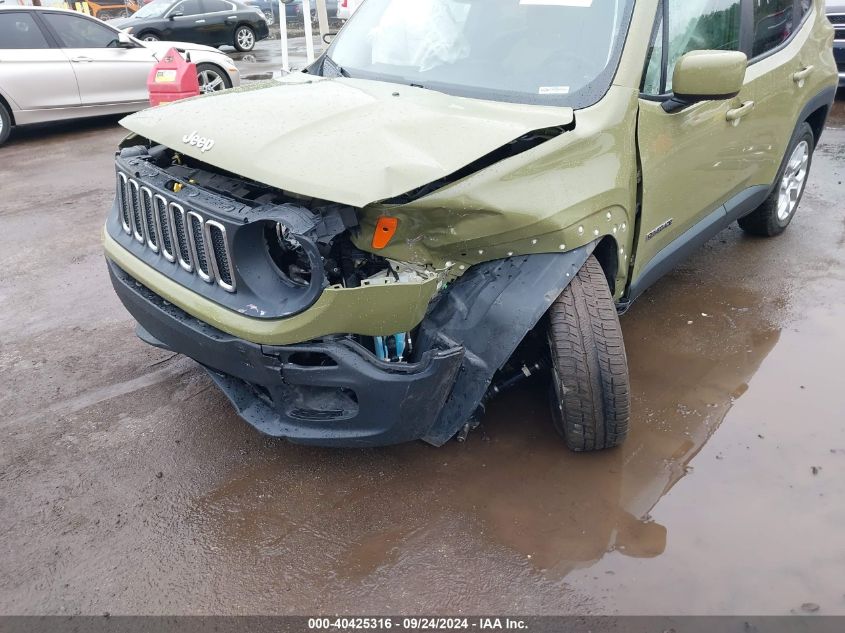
xmin=0 ymin=6 xmax=241 ymax=146
xmin=335 ymin=0 xmax=361 ymax=21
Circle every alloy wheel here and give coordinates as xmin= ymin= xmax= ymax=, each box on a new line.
xmin=777 ymin=140 xmax=809 ymax=222
xmin=198 ymin=68 xmax=226 ymax=93
xmin=236 ymin=27 xmax=255 ymax=50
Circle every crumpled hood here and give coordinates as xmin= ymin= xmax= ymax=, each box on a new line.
xmin=120 ymin=76 xmax=574 ymax=208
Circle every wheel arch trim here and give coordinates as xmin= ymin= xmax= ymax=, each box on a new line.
xmin=415 ymin=244 xmax=597 ymax=445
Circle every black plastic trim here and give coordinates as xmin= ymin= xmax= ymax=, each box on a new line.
xmin=416 ymin=247 xmax=596 ymax=445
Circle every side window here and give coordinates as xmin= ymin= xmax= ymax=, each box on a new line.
xmin=172 ymin=0 xmax=203 ymax=16
xmin=751 ymin=0 xmax=795 ymax=57
xmin=798 ymin=0 xmax=811 ymax=17
xmin=203 ymin=0 xmax=234 ymax=12
xmin=641 ymin=0 xmax=741 ymax=96
xmin=0 ymin=12 xmax=50 ymax=49
xmin=41 ymin=13 xmax=120 ymax=48
xmin=665 ymin=0 xmax=741 ymax=92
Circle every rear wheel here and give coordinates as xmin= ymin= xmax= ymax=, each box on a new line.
xmin=738 ymin=122 xmax=814 ymax=237
xmin=0 ymin=101 xmax=11 ymax=147
xmin=234 ymin=25 xmax=256 ymax=51
xmin=196 ymin=63 xmax=232 ymax=93
xmin=547 ymin=255 xmax=630 ymax=452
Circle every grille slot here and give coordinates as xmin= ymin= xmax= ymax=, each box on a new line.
xmin=114 ymin=172 xmax=236 ymax=292
xmin=155 ymin=195 xmax=175 ymax=262
xmin=188 ymin=211 xmax=213 ymax=283
xmin=128 ymin=180 xmax=144 ymax=243
xmin=141 ymin=187 xmax=158 ymax=252
xmin=117 ymin=172 xmax=131 ymax=234
xmin=206 ymin=221 xmax=235 ymax=291
xmin=171 ymin=203 xmax=193 ymax=272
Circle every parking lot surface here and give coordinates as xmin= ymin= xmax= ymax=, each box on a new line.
xmin=0 ymin=96 xmax=844 ymax=615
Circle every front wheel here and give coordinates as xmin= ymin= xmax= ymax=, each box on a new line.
xmin=738 ymin=122 xmax=815 ymax=237
xmin=138 ymin=32 xmax=160 ymax=42
xmin=0 ymin=100 xmax=11 ymax=146
xmin=196 ymin=63 xmax=232 ymax=93
xmin=234 ymin=25 xmax=256 ymax=52
xmin=547 ymin=255 xmax=630 ymax=452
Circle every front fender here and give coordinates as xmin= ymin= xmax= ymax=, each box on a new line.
xmin=416 ymin=244 xmax=596 ymax=445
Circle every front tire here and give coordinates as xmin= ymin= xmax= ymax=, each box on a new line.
xmin=138 ymin=32 xmax=160 ymax=42
xmin=0 ymin=100 xmax=11 ymax=147
xmin=234 ymin=25 xmax=256 ymax=51
xmin=547 ymin=255 xmax=630 ymax=452
xmin=738 ymin=122 xmax=814 ymax=237
xmin=196 ymin=63 xmax=232 ymax=93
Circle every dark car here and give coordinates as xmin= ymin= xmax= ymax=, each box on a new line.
xmin=828 ymin=1 xmax=845 ymax=87
xmin=243 ymin=0 xmax=279 ymax=25
xmin=284 ymin=0 xmax=338 ymax=24
xmin=109 ymin=0 xmax=270 ymax=52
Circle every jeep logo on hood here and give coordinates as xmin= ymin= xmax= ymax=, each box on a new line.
xmin=182 ymin=131 xmax=215 ymax=153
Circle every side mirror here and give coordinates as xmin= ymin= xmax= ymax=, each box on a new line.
xmin=117 ymin=31 xmax=135 ymax=47
xmin=663 ymin=50 xmax=747 ymax=113
xmin=169 ymin=10 xmax=183 ymax=19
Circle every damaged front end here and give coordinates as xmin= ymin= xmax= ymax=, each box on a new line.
xmin=105 ymin=141 xmax=594 ymax=446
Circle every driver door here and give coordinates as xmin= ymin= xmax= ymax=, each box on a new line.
xmin=166 ymin=0 xmax=208 ymax=44
xmin=40 ymin=12 xmax=155 ymax=106
xmin=633 ymin=0 xmax=759 ymax=285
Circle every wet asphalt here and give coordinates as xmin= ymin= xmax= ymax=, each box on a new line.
xmin=0 ymin=85 xmax=844 ymax=615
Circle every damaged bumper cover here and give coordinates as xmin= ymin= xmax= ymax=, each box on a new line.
xmin=110 ymin=259 xmax=462 ymax=446
xmin=107 ymin=243 xmax=594 ymax=447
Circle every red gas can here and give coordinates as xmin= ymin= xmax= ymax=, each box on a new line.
xmin=147 ymin=47 xmax=200 ymax=107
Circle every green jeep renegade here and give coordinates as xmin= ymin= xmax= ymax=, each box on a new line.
xmin=104 ymin=0 xmax=838 ymax=450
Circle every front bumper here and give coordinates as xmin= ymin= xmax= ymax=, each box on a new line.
xmin=109 ymin=259 xmax=463 ymax=447
xmin=255 ymin=20 xmax=271 ymax=41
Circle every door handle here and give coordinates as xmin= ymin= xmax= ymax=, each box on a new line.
xmin=726 ymin=101 xmax=755 ymax=126
xmin=195 ymin=18 xmax=206 ymax=22
xmin=71 ymin=56 xmax=93 ymax=63
xmin=792 ymin=65 xmax=814 ymax=87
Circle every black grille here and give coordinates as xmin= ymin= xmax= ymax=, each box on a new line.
xmin=129 ymin=183 xmax=143 ymax=241
xmin=208 ymin=224 xmax=233 ymax=288
xmin=156 ymin=197 xmax=173 ymax=257
xmin=142 ymin=188 xmax=157 ymax=249
xmin=172 ymin=207 xmax=191 ymax=266
xmin=190 ymin=214 xmax=211 ymax=279
xmin=829 ymin=14 xmax=845 ymax=25
xmin=115 ymin=172 xmax=236 ymax=292
xmin=117 ymin=174 xmax=130 ymax=231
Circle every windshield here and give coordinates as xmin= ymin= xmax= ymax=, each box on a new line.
xmin=134 ymin=0 xmax=173 ymax=19
xmin=327 ymin=0 xmax=634 ymax=106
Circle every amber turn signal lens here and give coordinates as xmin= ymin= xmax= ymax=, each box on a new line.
xmin=372 ymin=216 xmax=399 ymax=250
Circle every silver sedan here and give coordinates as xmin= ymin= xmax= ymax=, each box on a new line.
xmin=0 ymin=5 xmax=241 ymax=146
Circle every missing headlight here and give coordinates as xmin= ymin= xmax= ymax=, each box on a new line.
xmin=265 ymin=222 xmax=313 ymax=286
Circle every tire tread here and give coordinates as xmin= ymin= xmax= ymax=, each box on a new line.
xmin=548 ymin=256 xmax=630 ymax=451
